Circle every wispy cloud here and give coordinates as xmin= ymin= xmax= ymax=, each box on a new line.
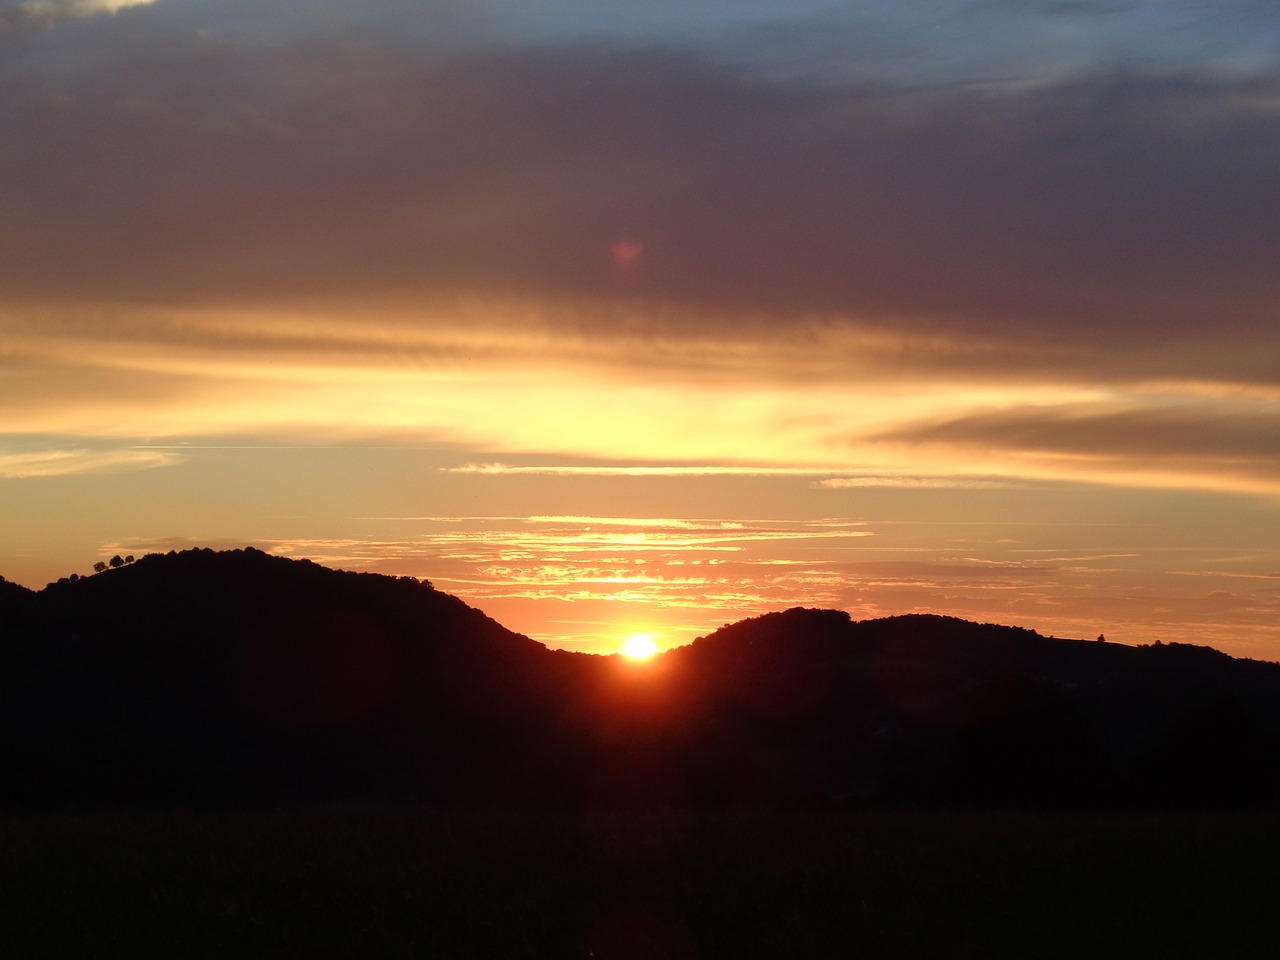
xmin=816 ymin=477 xmax=1016 ymax=490
xmin=446 ymin=464 xmax=786 ymax=477
xmin=0 ymin=447 xmax=182 ymax=478
xmin=23 ymin=0 xmax=158 ymax=13
xmin=1 ymin=0 xmax=161 ymax=33
xmin=524 ymin=516 xmax=746 ymax=529
xmin=97 ymin=510 xmax=1280 ymax=656
xmin=445 ymin=464 xmax=900 ymax=479
xmin=1170 ymin=569 xmax=1280 ymax=582
xmin=448 ymin=468 xmax=1020 ymax=489
xmin=881 ymin=401 xmax=1280 ymax=493
xmin=4 ymin=303 xmax=1279 ymax=497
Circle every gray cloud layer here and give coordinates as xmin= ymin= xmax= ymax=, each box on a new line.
xmin=2 ymin=20 xmax=1278 ymax=351
xmin=885 ymin=404 xmax=1280 ymax=487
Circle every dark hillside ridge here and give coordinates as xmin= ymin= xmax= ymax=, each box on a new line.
xmin=3 ymin=548 xmax=1279 ymax=812
xmin=0 ymin=574 xmax=34 ymax=609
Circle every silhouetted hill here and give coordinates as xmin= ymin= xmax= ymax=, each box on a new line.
xmin=1 ymin=548 xmax=583 ymax=810
xmin=0 ymin=574 xmax=33 ymax=614
xmin=0 ymin=573 xmax=32 ymax=596
xmin=661 ymin=609 xmax=1280 ymax=806
xmin=3 ymin=549 xmax=1280 ymax=812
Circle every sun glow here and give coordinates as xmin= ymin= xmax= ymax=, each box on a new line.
xmin=620 ymin=632 xmax=660 ymax=660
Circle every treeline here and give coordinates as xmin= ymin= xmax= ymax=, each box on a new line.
xmin=41 ymin=551 xmax=148 ymax=587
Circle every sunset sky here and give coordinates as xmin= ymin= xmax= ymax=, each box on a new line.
xmin=3 ymin=0 xmax=1280 ymax=657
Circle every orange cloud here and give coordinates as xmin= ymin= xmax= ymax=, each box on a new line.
xmin=3 ymin=296 xmax=1279 ymax=498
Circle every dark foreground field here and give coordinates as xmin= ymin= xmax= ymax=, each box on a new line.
xmin=3 ymin=808 xmax=1278 ymax=959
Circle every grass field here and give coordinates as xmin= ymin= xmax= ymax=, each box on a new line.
xmin=2 ymin=807 xmax=1278 ymax=958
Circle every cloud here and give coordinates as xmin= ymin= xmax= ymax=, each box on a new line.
xmin=0 ymin=447 xmax=181 ymax=478
xmin=444 ymin=464 xmax=802 ymax=477
xmin=2 ymin=32 xmax=1278 ymax=347
xmin=3 ymin=299 xmax=1278 ymax=496
xmin=3 ymin=20 xmax=1280 ymax=499
xmin=816 ymin=477 xmax=1017 ymax=490
xmin=95 ymin=510 xmax=1280 ymax=655
xmin=0 ymin=0 xmax=160 ymax=33
xmin=524 ymin=516 xmax=747 ymax=529
xmin=1171 ymin=569 xmax=1280 ymax=582
xmin=444 ymin=464 xmax=915 ymax=479
xmin=881 ymin=403 xmax=1280 ymax=491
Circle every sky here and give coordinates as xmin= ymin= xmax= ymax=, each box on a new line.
xmin=3 ymin=0 xmax=1280 ymax=657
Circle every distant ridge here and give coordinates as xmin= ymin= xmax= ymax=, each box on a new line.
xmin=3 ymin=548 xmax=1279 ymax=812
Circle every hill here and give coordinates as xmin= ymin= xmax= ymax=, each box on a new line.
xmin=1 ymin=548 xmax=578 ymax=810
xmin=3 ymin=548 xmax=1280 ymax=811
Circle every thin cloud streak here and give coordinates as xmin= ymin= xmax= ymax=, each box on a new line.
xmin=444 ymin=464 xmax=830 ymax=477
xmin=816 ymin=477 xmax=1017 ymax=490
xmin=0 ymin=0 xmax=160 ymax=33
xmin=0 ymin=447 xmax=182 ymax=478
xmin=443 ymin=468 xmax=1023 ymax=488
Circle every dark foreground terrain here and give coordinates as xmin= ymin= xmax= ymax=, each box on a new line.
xmin=5 ymin=547 xmax=1280 ymax=812
xmin=4 ymin=807 xmax=1278 ymax=959
xmin=5 ymin=549 xmax=1280 ymax=956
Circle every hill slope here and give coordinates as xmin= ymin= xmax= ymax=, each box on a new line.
xmin=3 ymin=548 xmax=1280 ymax=811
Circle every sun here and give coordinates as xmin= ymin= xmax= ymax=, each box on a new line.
xmin=620 ymin=632 xmax=660 ymax=660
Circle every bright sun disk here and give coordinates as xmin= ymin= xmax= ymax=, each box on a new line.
xmin=620 ymin=632 xmax=659 ymax=659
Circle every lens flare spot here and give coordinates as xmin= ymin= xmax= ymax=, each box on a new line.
xmin=610 ymin=239 xmax=645 ymax=266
